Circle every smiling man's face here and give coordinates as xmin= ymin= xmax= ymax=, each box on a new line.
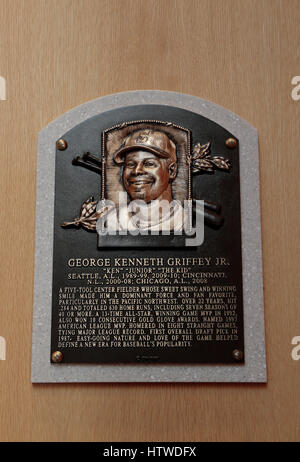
xmin=122 ymin=150 xmax=174 ymax=203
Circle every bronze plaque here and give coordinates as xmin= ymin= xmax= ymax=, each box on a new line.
xmin=50 ymin=104 xmax=244 ymax=364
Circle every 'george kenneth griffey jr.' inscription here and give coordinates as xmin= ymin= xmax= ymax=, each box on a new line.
xmin=50 ymin=104 xmax=244 ymax=364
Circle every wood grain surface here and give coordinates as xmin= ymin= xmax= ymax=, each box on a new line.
xmin=0 ymin=0 xmax=299 ymax=442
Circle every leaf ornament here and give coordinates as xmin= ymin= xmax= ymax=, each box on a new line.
xmin=61 ymin=197 xmax=108 ymax=231
xmin=192 ymin=141 xmax=230 ymax=173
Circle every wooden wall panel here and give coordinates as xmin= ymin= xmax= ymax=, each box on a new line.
xmin=0 ymin=0 xmax=299 ymax=441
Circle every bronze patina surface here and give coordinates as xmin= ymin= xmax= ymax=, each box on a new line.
xmin=51 ymin=104 xmax=243 ymax=364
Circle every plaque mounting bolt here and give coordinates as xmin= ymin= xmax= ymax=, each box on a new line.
xmin=56 ymin=139 xmax=68 ymax=151
xmin=51 ymin=351 xmax=63 ymax=363
xmin=225 ymin=137 xmax=237 ymax=149
xmin=232 ymin=349 xmax=244 ymax=361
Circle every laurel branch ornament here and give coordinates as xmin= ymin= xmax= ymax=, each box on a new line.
xmin=192 ymin=141 xmax=230 ymax=173
xmin=61 ymin=196 xmax=107 ymax=231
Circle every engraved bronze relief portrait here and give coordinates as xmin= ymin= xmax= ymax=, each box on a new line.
xmin=99 ymin=121 xmax=191 ymax=236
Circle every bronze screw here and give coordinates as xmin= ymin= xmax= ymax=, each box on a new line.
xmin=232 ymin=349 xmax=244 ymax=361
xmin=51 ymin=351 xmax=63 ymax=363
xmin=56 ymin=139 xmax=68 ymax=151
xmin=225 ymin=137 xmax=237 ymax=149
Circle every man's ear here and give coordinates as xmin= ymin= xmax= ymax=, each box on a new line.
xmin=168 ymin=162 xmax=177 ymax=180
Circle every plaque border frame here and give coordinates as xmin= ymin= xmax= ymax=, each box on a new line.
xmin=32 ymin=90 xmax=266 ymax=383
